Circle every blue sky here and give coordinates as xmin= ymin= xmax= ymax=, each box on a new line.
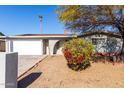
xmin=0 ymin=5 xmax=64 ymax=36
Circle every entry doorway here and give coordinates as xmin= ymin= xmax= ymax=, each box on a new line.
xmin=53 ymin=40 xmax=64 ymax=55
xmin=43 ymin=39 xmax=49 ymax=55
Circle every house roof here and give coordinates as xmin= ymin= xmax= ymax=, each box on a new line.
xmin=0 ymin=34 xmax=75 ymax=39
xmin=0 ymin=31 xmax=122 ymax=39
xmin=16 ymin=34 xmax=71 ymax=36
xmin=78 ymin=31 xmax=121 ymax=38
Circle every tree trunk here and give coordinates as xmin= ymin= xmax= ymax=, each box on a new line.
xmin=120 ymin=20 xmax=124 ymax=56
xmin=117 ymin=23 xmax=124 ymax=61
xmin=121 ymin=39 xmax=124 ymax=53
xmin=120 ymin=36 xmax=124 ymax=61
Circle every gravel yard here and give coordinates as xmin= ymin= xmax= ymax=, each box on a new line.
xmin=18 ymin=55 xmax=124 ymax=88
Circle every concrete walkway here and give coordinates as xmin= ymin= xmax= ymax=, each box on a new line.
xmin=18 ymin=55 xmax=47 ymax=77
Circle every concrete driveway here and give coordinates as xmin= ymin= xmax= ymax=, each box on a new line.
xmin=18 ymin=55 xmax=47 ymax=77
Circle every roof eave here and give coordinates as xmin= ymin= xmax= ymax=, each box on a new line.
xmin=0 ymin=35 xmax=76 ymax=39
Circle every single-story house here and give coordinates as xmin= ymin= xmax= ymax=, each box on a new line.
xmin=0 ymin=34 xmax=74 ymax=55
xmin=0 ymin=31 xmax=123 ymax=55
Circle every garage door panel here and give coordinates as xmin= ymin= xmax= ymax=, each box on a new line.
xmin=13 ymin=41 xmax=42 ymax=55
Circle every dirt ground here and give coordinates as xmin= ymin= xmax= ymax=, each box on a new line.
xmin=18 ymin=55 xmax=124 ymax=88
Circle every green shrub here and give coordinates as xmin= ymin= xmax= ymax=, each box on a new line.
xmin=63 ymin=38 xmax=94 ymax=71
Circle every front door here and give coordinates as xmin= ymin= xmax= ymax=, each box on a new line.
xmin=43 ymin=39 xmax=49 ymax=55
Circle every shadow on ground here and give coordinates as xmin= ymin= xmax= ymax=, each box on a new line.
xmin=18 ymin=72 xmax=42 ymax=88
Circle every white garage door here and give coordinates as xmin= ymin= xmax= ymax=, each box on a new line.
xmin=13 ymin=40 xmax=42 ymax=55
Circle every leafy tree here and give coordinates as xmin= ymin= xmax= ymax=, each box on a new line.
xmin=0 ymin=32 xmax=4 ymax=36
xmin=57 ymin=5 xmax=124 ymax=57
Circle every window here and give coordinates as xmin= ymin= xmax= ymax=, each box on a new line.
xmin=0 ymin=41 xmax=5 ymax=52
xmin=92 ymin=38 xmax=97 ymax=45
xmin=92 ymin=38 xmax=105 ymax=45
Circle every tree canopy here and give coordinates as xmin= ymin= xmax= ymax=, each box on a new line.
xmin=57 ymin=6 xmax=124 ymax=34
xmin=0 ymin=32 xmax=4 ymax=36
xmin=57 ymin=5 xmax=124 ymax=55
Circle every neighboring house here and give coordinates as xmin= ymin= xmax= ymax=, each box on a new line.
xmin=0 ymin=31 xmax=122 ymax=55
